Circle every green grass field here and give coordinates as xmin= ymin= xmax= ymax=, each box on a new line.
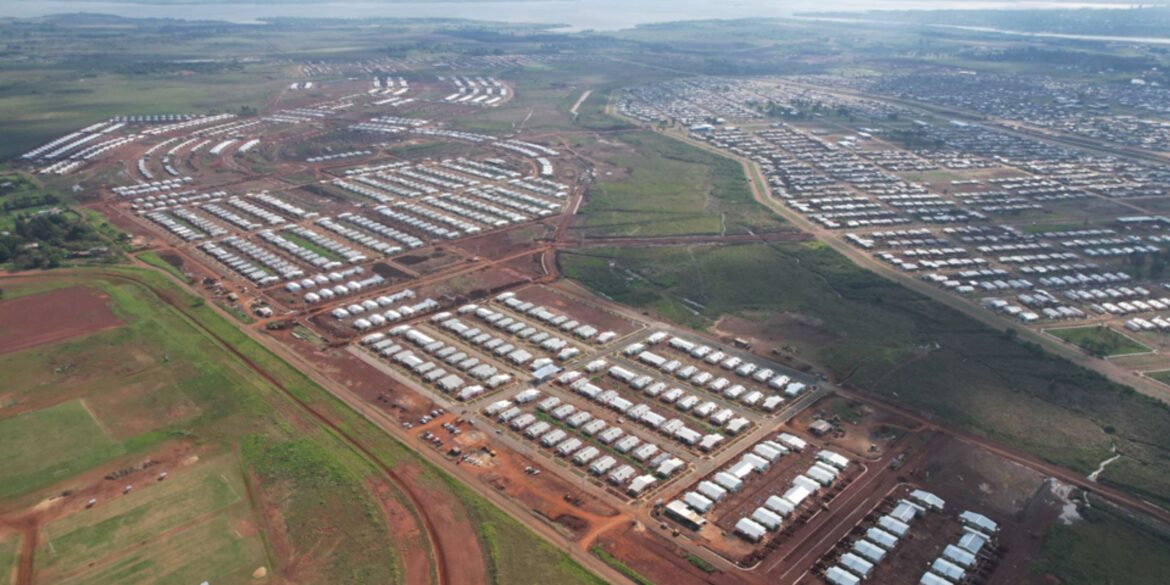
xmin=37 ymin=455 xmax=264 ymax=585
xmin=581 ymin=131 xmax=783 ymax=238
xmin=136 ymin=251 xmax=189 ymax=283
xmin=562 ymin=242 xmax=1170 ymax=507
xmin=1147 ymin=370 xmax=1170 ymax=385
xmin=1050 ymin=326 xmax=1151 ymax=357
xmin=0 ymin=401 xmax=125 ymax=500
xmin=0 ymin=272 xmax=407 ymax=583
xmin=1033 ymin=504 xmax=1170 ymax=585
xmin=0 ymin=534 xmax=17 ymax=585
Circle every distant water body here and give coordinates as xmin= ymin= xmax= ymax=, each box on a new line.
xmin=0 ymin=0 xmax=1147 ymax=30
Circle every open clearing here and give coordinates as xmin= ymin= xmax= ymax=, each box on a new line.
xmin=580 ymin=131 xmax=784 ymax=238
xmin=1032 ymin=503 xmax=1170 ymax=585
xmin=36 ymin=455 xmax=265 ymax=585
xmin=0 ymin=286 xmax=122 ymax=355
xmin=0 ymin=401 xmax=124 ymax=501
xmin=1049 ymin=325 xmax=1151 ymax=357
xmin=0 ymin=273 xmax=405 ymax=583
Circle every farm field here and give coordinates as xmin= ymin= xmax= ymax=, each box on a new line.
xmin=35 ymin=455 xmax=265 ymax=585
xmin=1049 ymin=325 xmax=1151 ymax=357
xmin=0 ymin=401 xmax=125 ymax=501
xmin=0 ymin=269 xmax=604 ymax=585
xmin=1147 ymin=370 xmax=1170 ymax=385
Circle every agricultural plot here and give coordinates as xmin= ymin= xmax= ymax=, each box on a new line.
xmin=0 ymin=401 xmax=124 ymax=501
xmin=35 ymin=456 xmax=265 ymax=585
xmin=0 ymin=274 xmax=410 ymax=584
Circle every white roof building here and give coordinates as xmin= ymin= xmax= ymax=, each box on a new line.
xmin=734 ymin=518 xmax=766 ymax=542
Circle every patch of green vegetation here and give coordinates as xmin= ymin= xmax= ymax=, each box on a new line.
xmin=448 ymin=481 xmax=607 ymax=585
xmin=1050 ymin=326 xmax=1150 ymax=357
xmin=1 ymin=211 xmax=116 ymax=270
xmin=582 ymin=131 xmax=782 ymax=238
xmin=0 ymin=172 xmax=59 ymax=229
xmin=0 ymin=400 xmax=125 ymax=500
xmin=280 ymin=230 xmax=344 ymax=262
xmin=292 ymin=325 xmax=328 ymax=350
xmin=685 ymin=553 xmax=716 ymax=574
xmin=1146 ymin=370 xmax=1170 ymax=385
xmin=52 ymin=514 xmax=265 ymax=585
xmin=243 ymin=437 xmax=402 ymax=584
xmin=388 ymin=140 xmax=473 ymax=160
xmin=37 ymin=456 xmax=255 ymax=583
xmin=574 ymin=87 xmax=635 ymax=131
xmin=0 ymin=533 xmax=18 ymax=585
xmin=1033 ymin=504 xmax=1170 ymax=585
xmin=591 ymin=547 xmax=653 ymax=585
xmin=563 ymin=242 xmax=1170 ymax=506
xmin=136 ymin=251 xmax=188 ymax=283
xmin=215 ymin=300 xmax=256 ymax=324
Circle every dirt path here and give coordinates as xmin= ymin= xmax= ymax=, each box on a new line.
xmin=569 ymin=89 xmax=592 ymax=118
xmin=0 ymin=515 xmax=38 ymax=585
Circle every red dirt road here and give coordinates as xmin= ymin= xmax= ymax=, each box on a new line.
xmin=0 ymin=286 xmax=123 ymax=355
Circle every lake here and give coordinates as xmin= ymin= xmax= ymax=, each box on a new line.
xmin=0 ymin=0 xmax=1146 ymax=30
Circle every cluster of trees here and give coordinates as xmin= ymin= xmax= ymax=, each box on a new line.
xmin=1 ymin=193 xmax=58 ymax=212
xmin=0 ymin=213 xmax=107 ymax=270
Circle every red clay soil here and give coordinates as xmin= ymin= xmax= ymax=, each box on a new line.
xmin=0 ymin=286 xmax=123 ymax=355
xmin=269 ymin=329 xmax=434 ymax=420
xmin=452 ymin=221 xmax=558 ymax=261
xmin=368 ymin=478 xmax=433 ymax=585
xmin=526 ymin=283 xmax=641 ymax=336
xmin=600 ymin=520 xmax=753 ymax=585
xmin=471 ymin=446 xmax=620 ymax=541
xmin=0 ymin=514 xmax=37 ymax=585
xmin=393 ymin=462 xmax=488 ymax=585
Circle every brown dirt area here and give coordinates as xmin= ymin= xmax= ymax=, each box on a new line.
xmin=713 ymin=312 xmax=840 ymax=353
xmin=599 ymin=519 xmax=753 ymax=585
xmin=368 ymin=478 xmax=432 ymax=585
xmin=452 ymin=222 xmax=557 ymax=262
xmin=0 ymin=286 xmax=123 ymax=355
xmin=393 ymin=461 xmax=488 ymax=585
xmin=524 ymin=283 xmax=642 ymax=337
xmin=788 ymin=395 xmax=921 ymax=461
